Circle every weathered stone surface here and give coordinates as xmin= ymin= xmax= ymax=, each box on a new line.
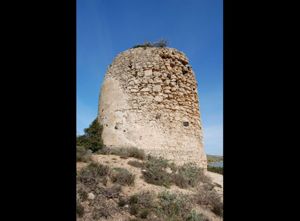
xmin=152 ymin=85 xmax=162 ymax=92
xmin=154 ymin=95 xmax=164 ymax=102
xmin=130 ymin=88 xmax=139 ymax=93
xmin=88 ymin=193 xmax=95 ymax=200
xmin=140 ymin=87 xmax=151 ymax=92
xmin=144 ymin=69 xmax=152 ymax=77
xmin=98 ymin=47 xmax=207 ymax=168
xmin=153 ymin=78 xmax=163 ymax=84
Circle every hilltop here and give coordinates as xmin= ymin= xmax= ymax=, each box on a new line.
xmin=77 ymin=147 xmax=223 ymax=221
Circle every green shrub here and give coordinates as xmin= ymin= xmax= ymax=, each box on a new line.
xmin=172 ymin=173 xmax=189 ymax=188
xmin=127 ymin=190 xmax=211 ymax=221
xmin=129 ymin=192 xmax=155 ymax=218
xmin=132 ymin=41 xmax=152 ymax=49
xmin=153 ymin=39 xmax=168 ymax=48
xmin=100 ymin=147 xmax=145 ymax=160
xmin=130 ymin=204 xmax=139 ymax=215
xmin=109 ymin=168 xmax=135 ymax=186
xmin=118 ymin=197 xmax=127 ymax=207
xmin=97 ymin=146 xmax=111 ymax=155
xmin=207 ymin=166 xmax=223 ymax=175
xmin=142 ymin=155 xmax=211 ymax=188
xmin=139 ymin=208 xmax=150 ymax=219
xmin=194 ymin=186 xmax=223 ymax=217
xmin=84 ymin=162 xmax=109 ymax=177
xmin=126 ymin=147 xmax=146 ymax=160
xmin=186 ymin=210 xmax=208 ymax=221
xmin=78 ymin=162 xmax=110 ymax=186
xmin=142 ymin=156 xmax=173 ymax=187
xmin=157 ymin=191 xmax=183 ymax=217
xmin=76 ymin=118 xmax=104 ymax=152
xmin=90 ymin=195 xmax=115 ymax=219
xmin=77 ymin=163 xmax=126 ymax=219
xmin=129 ymin=194 xmax=138 ymax=204
xmin=128 ymin=160 xmax=144 ymax=168
xmin=173 ymin=163 xmax=210 ymax=188
xmin=132 ymin=39 xmax=168 ymax=49
xmin=76 ymin=135 xmax=90 ymax=149
xmin=146 ymin=155 xmax=170 ymax=168
xmin=157 ymin=191 xmax=192 ymax=220
xmin=76 ymin=145 xmax=92 ymax=162
xmin=103 ymin=184 xmax=122 ymax=198
xmin=114 ymin=147 xmax=145 ymax=160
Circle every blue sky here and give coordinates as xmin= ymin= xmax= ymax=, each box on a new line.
xmin=77 ymin=0 xmax=223 ymax=155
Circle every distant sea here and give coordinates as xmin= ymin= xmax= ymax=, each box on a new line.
xmin=208 ymin=161 xmax=223 ymax=168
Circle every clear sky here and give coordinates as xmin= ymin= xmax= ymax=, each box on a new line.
xmin=77 ymin=0 xmax=223 ymax=155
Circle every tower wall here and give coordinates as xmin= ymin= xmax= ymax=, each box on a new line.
xmin=98 ymin=47 xmax=207 ymax=168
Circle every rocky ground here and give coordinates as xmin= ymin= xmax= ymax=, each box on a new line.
xmin=77 ymin=154 xmax=223 ymax=221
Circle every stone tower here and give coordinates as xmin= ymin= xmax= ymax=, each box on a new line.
xmin=98 ymin=47 xmax=207 ymax=168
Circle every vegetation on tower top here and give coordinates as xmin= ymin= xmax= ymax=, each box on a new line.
xmin=132 ymin=39 xmax=168 ymax=49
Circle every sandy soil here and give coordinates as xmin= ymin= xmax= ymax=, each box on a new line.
xmin=206 ymin=171 xmax=223 ymax=198
xmin=77 ymin=154 xmax=223 ymax=221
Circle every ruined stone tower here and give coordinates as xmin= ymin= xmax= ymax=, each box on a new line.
xmin=98 ymin=47 xmax=207 ymax=168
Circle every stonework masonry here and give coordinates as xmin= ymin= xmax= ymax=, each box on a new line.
xmin=98 ymin=47 xmax=207 ymax=168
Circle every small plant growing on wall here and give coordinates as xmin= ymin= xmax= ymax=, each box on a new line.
xmin=153 ymin=39 xmax=168 ymax=47
xmin=132 ymin=39 xmax=168 ymax=48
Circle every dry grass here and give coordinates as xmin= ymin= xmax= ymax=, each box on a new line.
xmin=109 ymin=168 xmax=135 ymax=186
xmin=173 ymin=163 xmax=211 ymax=188
xmin=77 ymin=154 xmax=223 ymax=221
xmin=77 ymin=162 xmax=122 ymax=220
xmin=141 ymin=157 xmax=211 ymax=189
xmin=77 ymin=162 xmax=109 ymax=187
xmin=142 ymin=156 xmax=173 ymax=187
xmin=193 ymin=185 xmax=223 ymax=217
xmin=128 ymin=192 xmax=155 ymax=218
xmin=127 ymin=160 xmax=144 ymax=168
xmin=126 ymin=191 xmax=210 ymax=221
xmin=100 ymin=147 xmax=145 ymax=160
xmin=77 ymin=146 xmax=92 ymax=162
